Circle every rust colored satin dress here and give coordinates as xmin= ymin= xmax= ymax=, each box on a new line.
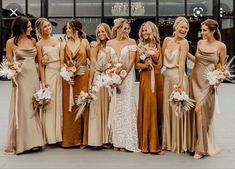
xmin=190 ymin=46 xmax=221 ymax=156
xmin=136 ymin=49 xmax=163 ymax=153
xmin=62 ymin=42 xmax=89 ymax=147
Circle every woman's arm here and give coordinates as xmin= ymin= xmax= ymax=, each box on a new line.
xmin=152 ymin=44 xmax=163 ymax=69
xmin=218 ymin=42 xmax=227 ymax=68
xmin=6 ymin=40 xmax=14 ymax=64
xmin=126 ymin=39 xmax=137 ymax=76
xmin=60 ymin=42 xmax=66 ymax=68
xmin=36 ymin=44 xmax=46 ymax=87
xmin=187 ymin=52 xmax=196 ymax=62
xmin=178 ymin=40 xmax=189 ymax=90
xmin=89 ymin=46 xmax=99 ymax=89
xmin=82 ymin=39 xmax=91 ymax=59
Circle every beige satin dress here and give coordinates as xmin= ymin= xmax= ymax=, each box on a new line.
xmin=88 ymin=48 xmax=109 ymax=146
xmin=190 ymin=46 xmax=221 ymax=156
xmin=162 ymin=44 xmax=192 ymax=153
xmin=42 ymin=43 xmax=63 ymax=144
xmin=5 ymin=47 xmax=44 ymax=154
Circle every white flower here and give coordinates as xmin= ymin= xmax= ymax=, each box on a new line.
xmin=206 ymin=71 xmax=217 ymax=85
xmin=140 ymin=54 xmax=146 ymax=61
xmin=111 ymin=73 xmax=122 ymax=84
xmin=60 ymin=67 xmax=72 ymax=81
xmin=120 ymin=70 xmax=127 ymax=78
xmin=114 ymin=63 xmax=122 ymax=68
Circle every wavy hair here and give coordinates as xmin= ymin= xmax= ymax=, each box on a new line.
xmin=11 ymin=16 xmax=31 ymax=45
xmin=138 ymin=21 xmax=160 ymax=47
xmin=96 ymin=23 xmax=111 ymax=48
xmin=35 ymin=17 xmax=52 ymax=40
xmin=111 ymin=18 xmax=129 ymax=39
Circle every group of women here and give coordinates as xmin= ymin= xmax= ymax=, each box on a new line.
xmin=4 ymin=15 xmax=226 ymax=160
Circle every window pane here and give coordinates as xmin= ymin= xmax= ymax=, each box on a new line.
xmin=159 ymin=0 xmax=185 ymax=16
xmin=48 ymin=0 xmax=74 ymax=17
xmin=1 ymin=19 xmax=14 ymax=56
xmin=221 ymin=19 xmax=234 ymax=56
xmin=131 ymin=0 xmax=156 ymax=16
xmin=104 ymin=0 xmax=129 ymax=16
xmin=79 ymin=18 xmax=101 ymax=42
xmin=76 ymin=0 xmax=101 ymax=17
xmin=187 ymin=0 xmax=213 ymax=17
xmin=220 ymin=0 xmax=233 ymax=17
xmin=49 ymin=18 xmax=101 ymax=42
xmin=28 ymin=0 xmax=41 ymax=17
xmin=2 ymin=0 xmax=26 ymax=17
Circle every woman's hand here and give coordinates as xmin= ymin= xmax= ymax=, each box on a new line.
xmin=42 ymin=54 xmax=49 ymax=65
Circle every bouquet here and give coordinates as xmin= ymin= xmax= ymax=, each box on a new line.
xmin=169 ymin=86 xmax=195 ymax=116
xmin=0 ymin=59 xmax=22 ymax=86
xmin=205 ymin=64 xmax=231 ymax=86
xmin=205 ymin=61 xmax=233 ymax=114
xmin=32 ymin=87 xmax=52 ymax=113
xmin=60 ymin=59 xmax=85 ymax=82
xmin=92 ymin=61 xmax=127 ymax=94
xmin=74 ymin=91 xmax=97 ymax=121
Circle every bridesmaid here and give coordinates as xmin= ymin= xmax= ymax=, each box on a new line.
xmin=106 ymin=18 xmax=140 ymax=152
xmin=162 ymin=17 xmax=192 ymax=153
xmin=4 ymin=16 xmax=44 ymax=154
xmin=35 ymin=18 xmax=63 ymax=144
xmin=188 ymin=19 xmax=226 ymax=159
xmin=88 ymin=23 xmax=112 ymax=147
xmin=136 ymin=21 xmax=163 ymax=154
xmin=61 ymin=19 xmax=90 ymax=148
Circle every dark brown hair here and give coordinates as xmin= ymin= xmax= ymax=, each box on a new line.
xmin=11 ymin=16 xmax=31 ymax=45
xmin=201 ymin=19 xmax=221 ymax=41
xmin=68 ymin=19 xmax=86 ymax=39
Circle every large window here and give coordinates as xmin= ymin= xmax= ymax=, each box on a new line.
xmin=159 ymin=0 xmax=185 ymax=16
xmin=220 ymin=0 xmax=233 ymax=17
xmin=48 ymin=0 xmax=73 ymax=17
xmin=187 ymin=0 xmax=213 ymax=17
xmin=76 ymin=0 xmax=101 ymax=17
xmin=2 ymin=0 xmax=26 ymax=17
xmin=28 ymin=0 xmax=41 ymax=17
xmin=104 ymin=0 xmax=129 ymax=16
xmin=131 ymin=1 xmax=156 ymax=16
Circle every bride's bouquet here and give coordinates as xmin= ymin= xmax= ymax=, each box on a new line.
xmin=0 ymin=59 xmax=22 ymax=86
xmin=92 ymin=59 xmax=127 ymax=94
xmin=169 ymin=85 xmax=195 ymax=116
xmin=74 ymin=91 xmax=97 ymax=121
xmin=32 ymin=86 xmax=52 ymax=113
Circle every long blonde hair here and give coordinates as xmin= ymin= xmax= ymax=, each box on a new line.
xmin=111 ymin=18 xmax=129 ymax=39
xmin=138 ymin=21 xmax=160 ymax=47
xmin=96 ymin=23 xmax=111 ymax=48
xmin=35 ymin=17 xmax=51 ymax=40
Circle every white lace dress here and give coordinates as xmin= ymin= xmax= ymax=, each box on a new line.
xmin=107 ymin=45 xmax=140 ymax=152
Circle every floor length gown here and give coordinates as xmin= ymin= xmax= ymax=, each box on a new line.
xmin=88 ymin=48 xmax=109 ymax=146
xmin=190 ymin=45 xmax=221 ymax=156
xmin=136 ymin=49 xmax=163 ymax=153
xmin=162 ymin=44 xmax=192 ymax=153
xmin=107 ymin=45 xmax=140 ymax=152
xmin=42 ymin=43 xmax=63 ymax=144
xmin=62 ymin=42 xmax=89 ymax=147
xmin=5 ymin=47 xmax=44 ymax=154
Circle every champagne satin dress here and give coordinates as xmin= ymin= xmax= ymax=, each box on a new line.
xmin=5 ymin=47 xmax=44 ymax=154
xmin=190 ymin=45 xmax=221 ymax=156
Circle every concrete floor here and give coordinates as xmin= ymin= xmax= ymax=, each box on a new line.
xmin=0 ymin=81 xmax=235 ymax=169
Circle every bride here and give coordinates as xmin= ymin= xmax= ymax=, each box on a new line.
xmin=106 ymin=18 xmax=140 ymax=152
